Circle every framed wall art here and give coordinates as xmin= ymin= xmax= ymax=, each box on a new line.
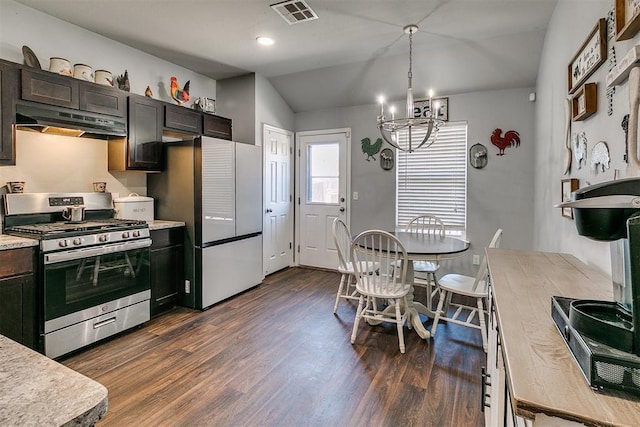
xmin=413 ymin=97 xmax=449 ymax=121
xmin=561 ymin=178 xmax=579 ymax=219
xmin=571 ymin=82 xmax=597 ymax=121
xmin=615 ymin=0 xmax=640 ymax=40
xmin=568 ymin=18 xmax=607 ymax=94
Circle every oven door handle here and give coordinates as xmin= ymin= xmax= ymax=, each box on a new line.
xmin=44 ymin=238 xmax=152 ymax=264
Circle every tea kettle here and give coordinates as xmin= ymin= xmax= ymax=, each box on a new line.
xmin=62 ymin=205 xmax=85 ymax=223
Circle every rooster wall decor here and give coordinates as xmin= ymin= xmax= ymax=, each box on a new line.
xmin=361 ymin=137 xmax=383 ymax=161
xmin=170 ymin=76 xmax=190 ymax=105
xmin=490 ymin=128 xmax=521 ymax=156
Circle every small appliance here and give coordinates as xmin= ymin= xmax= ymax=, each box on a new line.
xmin=555 ymin=177 xmax=640 ymax=396
xmin=113 ymin=193 xmax=154 ymax=220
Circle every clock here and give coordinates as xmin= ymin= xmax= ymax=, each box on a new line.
xmin=469 ymin=143 xmax=488 ymax=169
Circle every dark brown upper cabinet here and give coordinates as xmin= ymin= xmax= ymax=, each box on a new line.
xmin=111 ymin=94 xmax=163 ymax=172
xmin=21 ymin=68 xmax=80 ymax=109
xmin=203 ymin=113 xmax=232 ymax=140
xmin=22 ymin=68 xmax=126 ymax=118
xmin=79 ymin=81 xmax=125 ymax=118
xmin=165 ymin=104 xmax=202 ymax=134
xmin=0 ymin=60 xmax=18 ymax=165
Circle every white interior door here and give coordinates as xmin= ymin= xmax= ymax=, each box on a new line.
xmin=263 ymin=125 xmax=294 ymax=276
xmin=297 ymin=129 xmax=350 ymax=269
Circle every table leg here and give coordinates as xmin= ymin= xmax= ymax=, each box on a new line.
xmin=406 ymin=261 xmax=431 ymax=339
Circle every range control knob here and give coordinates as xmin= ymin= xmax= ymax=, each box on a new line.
xmin=132 ymin=230 xmax=140 ymax=238
xmin=73 ymin=238 xmax=82 ymax=246
xmin=98 ymin=235 xmax=108 ymax=242
xmin=122 ymin=231 xmax=130 ymax=239
xmin=58 ymin=240 xmax=69 ymax=248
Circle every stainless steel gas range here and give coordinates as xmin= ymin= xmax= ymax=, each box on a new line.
xmin=3 ymin=192 xmax=151 ymax=358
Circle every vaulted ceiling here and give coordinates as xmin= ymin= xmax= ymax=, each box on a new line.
xmin=14 ymin=0 xmax=558 ymax=112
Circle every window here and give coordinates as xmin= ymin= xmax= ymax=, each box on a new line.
xmin=306 ymin=143 xmax=339 ymax=204
xmin=396 ymin=121 xmax=467 ymax=233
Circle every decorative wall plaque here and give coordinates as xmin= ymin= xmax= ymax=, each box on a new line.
xmin=568 ymin=18 xmax=607 ymax=94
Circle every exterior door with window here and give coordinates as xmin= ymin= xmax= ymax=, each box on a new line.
xmin=263 ymin=125 xmax=294 ymax=276
xmin=297 ymin=129 xmax=350 ymax=269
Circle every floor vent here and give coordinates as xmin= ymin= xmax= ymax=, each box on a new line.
xmin=270 ymin=0 xmax=318 ymax=25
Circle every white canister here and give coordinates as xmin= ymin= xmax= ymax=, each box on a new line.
xmin=73 ymin=63 xmax=93 ymax=81
xmin=94 ymin=69 xmax=113 ymax=86
xmin=113 ymin=193 xmax=154 ymax=221
xmin=49 ymin=57 xmax=72 ymax=76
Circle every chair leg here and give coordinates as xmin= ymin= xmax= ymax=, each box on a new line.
xmin=395 ymin=298 xmax=405 ymax=354
xmin=333 ymin=273 xmax=348 ymax=313
xmin=351 ymin=295 xmax=365 ymax=344
xmin=431 ymin=289 xmax=447 ymax=338
xmin=477 ymin=297 xmax=488 ymax=353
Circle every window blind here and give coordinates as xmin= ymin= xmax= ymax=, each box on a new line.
xmin=396 ymin=121 xmax=468 ymax=232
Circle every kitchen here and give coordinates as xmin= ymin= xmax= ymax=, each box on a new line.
xmin=1 ymin=0 xmax=640 ymax=425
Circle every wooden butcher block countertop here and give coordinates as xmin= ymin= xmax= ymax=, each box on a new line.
xmin=486 ymin=248 xmax=640 ymax=427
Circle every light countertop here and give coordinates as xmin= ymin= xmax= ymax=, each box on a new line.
xmin=0 ymin=234 xmax=38 ymax=251
xmin=0 ymin=335 xmax=108 ymax=426
xmin=147 ymin=220 xmax=185 ymax=231
xmin=486 ymin=248 xmax=640 ymax=426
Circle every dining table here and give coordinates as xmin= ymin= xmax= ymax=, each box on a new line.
xmin=372 ymin=231 xmax=470 ymax=339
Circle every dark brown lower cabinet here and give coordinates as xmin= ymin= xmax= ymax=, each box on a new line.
xmin=0 ymin=247 xmax=38 ymax=350
xmin=150 ymin=228 xmax=184 ymax=317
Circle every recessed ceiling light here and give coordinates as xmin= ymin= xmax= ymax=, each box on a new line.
xmin=256 ymin=36 xmax=275 ymax=46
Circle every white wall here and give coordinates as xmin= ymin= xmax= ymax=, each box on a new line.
xmin=255 ymin=74 xmax=295 ymax=143
xmin=534 ymin=1 xmax=640 ymax=275
xmin=217 ymin=73 xmax=295 ymax=145
xmin=0 ymin=1 xmax=216 ymax=102
xmin=216 ymin=74 xmax=257 ymax=144
xmin=296 ymin=87 xmax=536 ymax=276
xmin=0 ymin=0 xmax=218 ymax=207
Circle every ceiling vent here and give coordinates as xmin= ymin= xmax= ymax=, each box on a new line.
xmin=270 ymin=0 xmax=318 ymax=25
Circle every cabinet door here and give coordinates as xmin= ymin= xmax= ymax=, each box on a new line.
xmin=150 ymin=228 xmax=184 ymax=317
xmin=0 ymin=61 xmax=18 ymax=165
xmin=0 ymin=247 xmax=37 ymax=350
xmin=203 ymin=113 xmax=232 ymax=140
xmin=79 ymin=81 xmax=126 ymax=117
xmin=165 ymin=104 xmax=202 ymax=134
xmin=21 ymin=68 xmax=79 ymax=109
xmin=150 ymin=244 xmax=183 ymax=317
xmin=0 ymin=274 xmax=36 ymax=350
xmin=128 ymin=95 xmax=163 ymax=171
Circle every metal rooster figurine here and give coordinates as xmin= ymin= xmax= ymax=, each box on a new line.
xmin=170 ymin=76 xmax=190 ymax=105
xmin=490 ymin=128 xmax=520 ymax=156
xmin=361 ymin=137 xmax=383 ymax=161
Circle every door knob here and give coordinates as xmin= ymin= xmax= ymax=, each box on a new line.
xmin=340 ymin=197 xmax=345 ymax=202
xmin=339 ymin=207 xmax=345 ymax=212
xmin=265 ymin=208 xmax=273 ymax=213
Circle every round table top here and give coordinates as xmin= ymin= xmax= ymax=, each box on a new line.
xmin=391 ymin=231 xmax=469 ymax=260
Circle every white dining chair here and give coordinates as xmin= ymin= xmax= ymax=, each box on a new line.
xmin=404 ymin=214 xmax=446 ymax=310
xmin=350 ymin=230 xmax=411 ymax=354
xmin=430 ymin=229 xmax=503 ymax=352
xmin=332 ymin=218 xmax=360 ymax=313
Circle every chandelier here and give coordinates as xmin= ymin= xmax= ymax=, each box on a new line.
xmin=377 ymin=24 xmax=444 ymax=153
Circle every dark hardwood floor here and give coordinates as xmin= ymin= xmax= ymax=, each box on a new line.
xmin=62 ymin=267 xmax=485 ymax=427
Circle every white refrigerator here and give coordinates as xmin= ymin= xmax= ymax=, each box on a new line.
xmin=148 ymin=136 xmax=264 ymax=309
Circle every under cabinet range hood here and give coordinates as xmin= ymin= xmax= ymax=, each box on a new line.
xmin=15 ymin=102 xmax=127 ymax=138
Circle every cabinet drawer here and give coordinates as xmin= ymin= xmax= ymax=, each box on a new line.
xmin=21 ymin=69 xmax=79 ymax=109
xmin=203 ymin=113 xmax=232 ymax=140
xmin=0 ymin=247 xmax=34 ymax=278
xmin=165 ymin=104 xmax=202 ymax=134
xmin=79 ymin=82 xmax=125 ymax=117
